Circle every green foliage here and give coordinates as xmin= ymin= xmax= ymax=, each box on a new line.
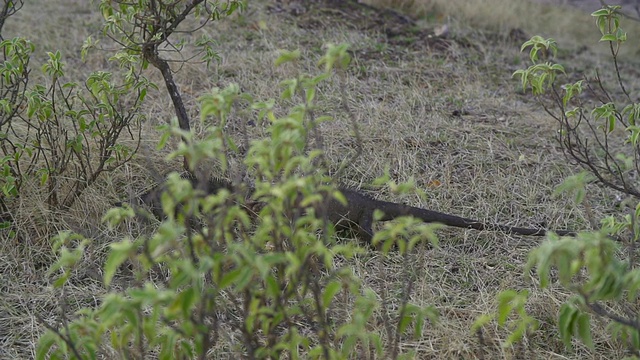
xmin=558 ymin=302 xmax=593 ymax=350
xmin=506 ymin=4 xmax=640 ymax=354
xmin=512 ymin=34 xmax=564 ymax=96
xmin=512 ymin=36 xmax=562 ymax=95
xmin=0 ymin=36 xmax=33 ymax=200
xmin=96 ymin=0 xmax=245 ymax=83
xmin=554 ymin=171 xmax=595 ymax=204
xmin=472 ymin=290 xmax=539 ymax=348
xmin=372 ymin=214 xmax=440 ymax=254
xmin=592 ymin=6 xmax=627 ymax=50
xmin=526 ymin=231 xmax=638 ymax=350
xmin=0 ymin=34 xmax=147 ymax=221
xmin=520 ymin=36 xmax=558 ymax=61
xmin=38 ymin=43 xmax=438 ymax=359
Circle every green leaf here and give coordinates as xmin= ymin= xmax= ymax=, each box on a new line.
xmin=632 ymin=326 xmax=640 ymax=349
xmin=413 ymin=308 xmax=425 ymax=337
xmin=471 ymin=314 xmax=493 ymax=332
xmin=265 ymin=275 xmax=280 ymax=298
xmin=554 ymin=171 xmax=594 ymax=203
xmin=177 ymin=287 xmax=198 ymax=317
xmin=226 ymin=135 xmax=239 ymax=153
xmin=35 ymin=331 xmax=59 ymax=360
xmin=52 ymin=273 xmax=70 ymax=288
xmin=558 ymin=303 xmax=578 ymax=348
xmin=104 ymin=239 xmax=135 ymax=286
xmin=219 ymin=267 xmax=242 ymax=289
xmin=577 ymin=313 xmax=593 ymax=349
xmin=139 ymin=87 xmax=147 ymax=102
xmin=398 ymin=312 xmax=412 ymax=334
xmin=497 ymin=290 xmax=516 ymax=325
xmin=305 ymin=87 xmax=315 ymax=105
xmin=235 ymin=266 xmax=254 ymax=290
xmin=591 ymin=9 xmax=610 ymax=17
xmin=157 ymin=126 xmax=172 ymax=150
xmin=322 ymin=280 xmax=342 ymax=308
xmin=275 ymin=49 xmax=301 ymax=66
xmin=40 ymin=170 xmax=48 ymax=187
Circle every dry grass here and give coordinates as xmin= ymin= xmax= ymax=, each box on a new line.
xmin=1 ymin=0 xmax=639 ymax=358
xmin=369 ymin=0 xmax=640 ymax=49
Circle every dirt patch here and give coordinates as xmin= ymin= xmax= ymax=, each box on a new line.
xmin=267 ymin=0 xmax=493 ymax=61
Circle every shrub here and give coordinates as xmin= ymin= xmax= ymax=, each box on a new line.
xmin=37 ymin=32 xmax=439 ymax=360
xmin=486 ymin=4 xmax=640 ymax=353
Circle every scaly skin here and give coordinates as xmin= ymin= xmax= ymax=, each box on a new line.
xmin=126 ymin=176 xmax=576 ymax=242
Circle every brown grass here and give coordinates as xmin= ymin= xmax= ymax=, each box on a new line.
xmin=1 ymin=0 xmax=638 ymax=358
xmin=369 ymin=0 xmax=640 ymax=48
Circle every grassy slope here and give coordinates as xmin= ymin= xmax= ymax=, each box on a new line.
xmin=2 ymin=0 xmax=638 ymax=358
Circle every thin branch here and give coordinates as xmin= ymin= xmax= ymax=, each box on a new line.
xmin=587 ymin=300 xmax=640 ymax=330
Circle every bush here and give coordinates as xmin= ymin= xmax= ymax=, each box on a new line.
xmin=494 ymin=4 xmax=640 ymax=354
xmin=0 ymin=1 xmax=147 ymax=243
xmin=38 ymin=45 xmax=440 ymax=359
xmin=28 ymin=1 xmax=440 ymax=356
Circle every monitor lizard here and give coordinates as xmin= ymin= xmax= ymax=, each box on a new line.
xmin=122 ymin=175 xmax=575 ymax=242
